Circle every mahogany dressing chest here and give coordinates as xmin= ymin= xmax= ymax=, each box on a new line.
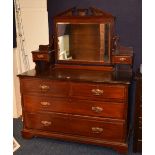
xmin=18 ymin=7 xmax=134 ymax=154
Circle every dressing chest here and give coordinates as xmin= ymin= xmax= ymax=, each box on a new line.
xmin=18 ymin=7 xmax=133 ymax=154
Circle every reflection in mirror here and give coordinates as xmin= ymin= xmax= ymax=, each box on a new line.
xmin=57 ymin=23 xmax=110 ymax=63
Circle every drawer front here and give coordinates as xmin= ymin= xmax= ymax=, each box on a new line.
xmin=71 ymin=83 xmax=127 ymax=101
xmin=23 ymin=95 xmax=69 ymax=113
xmin=23 ymin=95 xmax=126 ymax=119
xmin=112 ymin=56 xmax=132 ymax=64
xmin=25 ymin=113 xmax=125 ymax=141
xmin=20 ymin=79 xmax=69 ymax=97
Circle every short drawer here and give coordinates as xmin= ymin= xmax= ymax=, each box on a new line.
xmin=71 ymin=83 xmax=127 ymax=101
xmin=23 ymin=95 xmax=69 ymax=113
xmin=25 ymin=113 xmax=126 ymax=142
xmin=23 ymin=95 xmax=127 ymax=119
xmin=20 ymin=78 xmax=69 ymax=97
xmin=112 ymin=55 xmax=132 ymax=64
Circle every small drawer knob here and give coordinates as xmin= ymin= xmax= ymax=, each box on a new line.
xmin=119 ymin=57 xmax=126 ymax=61
xmin=40 ymin=85 xmax=50 ymax=91
xmin=92 ymin=127 xmax=103 ymax=133
xmin=92 ymin=106 xmax=103 ymax=113
xmin=37 ymin=54 xmax=44 ymax=58
xmin=41 ymin=121 xmax=51 ymax=126
xmin=91 ymin=89 xmax=103 ymax=96
xmin=40 ymin=102 xmax=51 ymax=106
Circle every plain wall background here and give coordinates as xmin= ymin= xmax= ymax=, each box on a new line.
xmin=47 ymin=0 xmax=142 ymax=71
xmin=13 ymin=0 xmax=49 ymax=117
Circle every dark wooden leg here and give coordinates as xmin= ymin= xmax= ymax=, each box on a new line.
xmin=113 ymin=145 xmax=128 ymax=154
xmin=22 ymin=130 xmax=34 ymax=139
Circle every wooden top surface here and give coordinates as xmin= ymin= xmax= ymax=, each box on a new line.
xmin=18 ymin=68 xmax=133 ymax=84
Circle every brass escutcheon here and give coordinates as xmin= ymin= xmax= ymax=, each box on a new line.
xmin=91 ymin=89 xmax=103 ymax=95
xmin=37 ymin=54 xmax=44 ymax=58
xmin=40 ymin=102 xmax=51 ymax=106
xmin=92 ymin=127 xmax=103 ymax=133
xmin=92 ymin=106 xmax=103 ymax=113
xmin=41 ymin=121 xmax=51 ymax=126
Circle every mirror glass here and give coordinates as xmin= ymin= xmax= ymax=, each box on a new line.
xmin=57 ymin=23 xmax=110 ymax=63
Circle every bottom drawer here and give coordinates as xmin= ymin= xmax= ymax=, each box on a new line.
xmin=25 ymin=113 xmax=126 ymax=142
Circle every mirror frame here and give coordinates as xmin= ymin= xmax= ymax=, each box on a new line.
xmin=54 ymin=8 xmax=115 ymax=66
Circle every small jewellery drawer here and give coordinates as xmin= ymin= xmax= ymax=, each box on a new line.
xmin=71 ymin=83 xmax=127 ymax=101
xmin=112 ymin=56 xmax=132 ymax=64
xmin=23 ymin=95 xmax=126 ymax=119
xmin=25 ymin=113 xmax=125 ymax=141
xmin=20 ymin=78 xmax=69 ymax=97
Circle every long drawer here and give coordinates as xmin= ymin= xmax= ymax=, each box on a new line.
xmin=20 ymin=78 xmax=69 ymax=97
xmin=23 ymin=95 xmax=127 ymax=119
xmin=25 ymin=112 xmax=126 ymax=142
xmin=71 ymin=82 xmax=127 ymax=101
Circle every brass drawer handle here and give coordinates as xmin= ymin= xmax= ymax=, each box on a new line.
xmin=92 ymin=106 xmax=103 ymax=113
xmin=92 ymin=127 xmax=103 ymax=133
xmin=37 ymin=54 xmax=44 ymax=58
xmin=119 ymin=57 xmax=126 ymax=61
xmin=40 ymin=85 xmax=50 ymax=91
xmin=91 ymin=89 xmax=103 ymax=95
xmin=41 ymin=121 xmax=51 ymax=126
xmin=40 ymin=102 xmax=51 ymax=106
